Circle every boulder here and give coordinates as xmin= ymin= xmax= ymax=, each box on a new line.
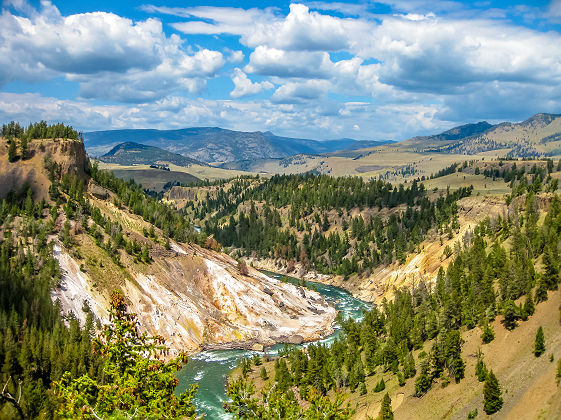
xmin=286 ymin=335 xmax=304 ymax=345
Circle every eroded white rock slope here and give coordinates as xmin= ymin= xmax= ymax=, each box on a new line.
xmin=52 ymin=242 xmax=336 ymax=356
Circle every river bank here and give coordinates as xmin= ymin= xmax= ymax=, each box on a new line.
xmin=175 ymin=271 xmax=371 ymax=419
xmin=247 ymin=256 xmax=383 ymax=303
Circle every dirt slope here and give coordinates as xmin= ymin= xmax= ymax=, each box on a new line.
xmin=241 ymin=289 xmax=561 ymax=419
xmin=390 ymin=289 xmax=561 ymax=420
xmin=51 ymin=190 xmax=336 ymax=357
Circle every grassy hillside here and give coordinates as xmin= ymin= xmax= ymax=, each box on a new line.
xmin=236 ymin=288 xmax=561 ymax=419
xmin=109 ymin=168 xmax=200 ymax=192
xmin=355 ymin=113 xmax=561 ymax=158
xmin=97 ymin=161 xmax=260 ymax=186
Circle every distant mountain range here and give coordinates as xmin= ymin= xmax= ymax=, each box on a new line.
xmin=415 ymin=121 xmax=494 ymax=142
xmin=86 ymin=113 xmax=561 ymax=169
xmin=84 ymin=127 xmax=391 ymax=163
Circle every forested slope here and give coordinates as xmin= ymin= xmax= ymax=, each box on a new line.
xmin=231 ymin=190 xmax=561 ymax=419
xmin=171 ymin=174 xmax=472 ymax=279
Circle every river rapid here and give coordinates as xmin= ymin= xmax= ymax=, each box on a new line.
xmin=175 ymin=271 xmax=371 ymax=419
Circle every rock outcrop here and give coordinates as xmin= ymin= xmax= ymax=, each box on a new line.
xmin=52 ymin=239 xmax=336 ymax=356
xmin=0 ymin=138 xmax=89 ymax=200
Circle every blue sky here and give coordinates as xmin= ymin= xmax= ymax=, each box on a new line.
xmin=0 ymin=0 xmax=560 ymax=140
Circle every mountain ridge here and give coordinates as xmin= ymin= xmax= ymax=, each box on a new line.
xmin=354 ymin=112 xmax=561 ymax=157
xmin=83 ymin=127 xmax=391 ymax=163
xmin=85 ymin=113 xmax=561 ymax=166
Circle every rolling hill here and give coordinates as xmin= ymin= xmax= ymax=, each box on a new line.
xmin=83 ymin=127 xmax=390 ymax=163
xmin=89 ymin=113 xmax=561 ymax=188
xmin=95 ymin=142 xmax=260 ymax=190
xmin=98 ymin=141 xmax=205 ymax=167
xmin=107 ymin=168 xmax=201 ymax=192
xmin=391 ymin=113 xmax=561 ymax=156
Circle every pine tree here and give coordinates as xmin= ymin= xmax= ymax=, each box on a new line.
xmin=534 ymin=326 xmax=545 ymax=357
xmin=445 ymin=329 xmax=465 ymax=382
xmin=141 ymin=245 xmax=151 ymax=263
xmin=274 ymin=359 xmax=292 ymax=393
xmin=523 ymin=292 xmax=535 ymax=316
xmin=373 ymin=378 xmax=386 ymax=392
xmin=24 ymin=188 xmax=34 ymax=216
xmin=556 ymin=359 xmax=561 ymax=386
xmin=20 ymin=138 xmax=28 ymax=160
xmin=240 ymin=358 xmax=252 ymax=377
xmin=8 ymin=140 xmax=17 ymax=162
xmin=359 ymin=382 xmax=367 ymax=395
xmin=55 ymin=291 xmax=197 ymax=419
xmin=260 ymin=366 xmax=268 ymax=381
xmin=542 ymin=247 xmax=559 ymax=290
xmin=475 ymin=351 xmax=487 ymax=382
xmin=414 ymin=361 xmax=432 ymax=397
xmin=379 ymin=393 xmax=393 ymax=420
xmin=225 ymin=377 xmax=354 ymax=419
xmin=535 ymin=278 xmax=548 ymax=302
xmin=403 ymin=353 xmax=416 ymax=378
xmin=61 ymin=220 xmax=73 ymax=248
xmin=481 ymin=323 xmax=495 ymax=344
xmin=502 ymin=300 xmax=518 ymax=330
xmin=483 ymin=370 xmax=503 ymax=415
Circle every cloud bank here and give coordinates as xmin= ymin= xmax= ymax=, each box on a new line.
xmin=0 ymin=0 xmax=560 ymax=140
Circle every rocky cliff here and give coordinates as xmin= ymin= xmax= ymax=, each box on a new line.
xmin=52 ymin=238 xmax=336 ymax=356
xmin=250 ymin=195 xmax=510 ymax=304
xmin=0 ymin=138 xmax=89 ymax=200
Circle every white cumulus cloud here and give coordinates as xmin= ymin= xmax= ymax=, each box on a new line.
xmin=155 ymin=2 xmax=561 ymax=121
xmin=155 ymin=3 xmax=368 ymax=52
xmin=0 ymin=1 xmax=225 ymax=102
xmin=0 ymin=91 xmax=448 ymax=141
xmin=230 ymin=68 xmax=273 ymax=99
xmin=271 ymin=80 xmax=331 ymax=104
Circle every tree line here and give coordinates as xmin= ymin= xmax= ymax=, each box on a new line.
xmin=0 ymin=186 xmax=103 ymax=418
xmin=2 ymin=121 xmax=81 ymax=142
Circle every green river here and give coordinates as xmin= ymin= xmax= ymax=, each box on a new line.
xmin=175 ymin=272 xmax=371 ymax=419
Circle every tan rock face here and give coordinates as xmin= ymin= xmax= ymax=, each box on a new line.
xmin=52 ymin=241 xmax=336 ymax=356
xmin=0 ymin=138 xmax=89 ymax=201
xmin=5 ymin=138 xmax=336 ymax=356
xmin=47 ymin=139 xmax=90 ymax=179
